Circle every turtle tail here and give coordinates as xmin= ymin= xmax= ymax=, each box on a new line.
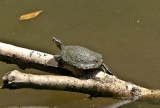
xmin=102 ymin=63 xmax=114 ymax=75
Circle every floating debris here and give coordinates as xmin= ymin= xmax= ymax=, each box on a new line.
xmin=20 ymin=10 xmax=43 ymax=20
xmin=137 ymin=20 xmax=140 ymax=23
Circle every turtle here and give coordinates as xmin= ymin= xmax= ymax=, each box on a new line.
xmin=52 ymin=37 xmax=113 ymax=77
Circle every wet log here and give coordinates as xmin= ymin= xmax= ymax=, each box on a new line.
xmin=0 ymin=42 xmax=160 ymax=100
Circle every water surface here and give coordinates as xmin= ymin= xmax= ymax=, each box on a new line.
xmin=0 ymin=0 xmax=160 ymax=107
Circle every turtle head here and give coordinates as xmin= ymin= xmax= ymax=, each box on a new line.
xmin=52 ymin=37 xmax=64 ymax=50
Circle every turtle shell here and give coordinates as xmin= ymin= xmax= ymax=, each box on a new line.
xmin=61 ymin=46 xmax=103 ymax=69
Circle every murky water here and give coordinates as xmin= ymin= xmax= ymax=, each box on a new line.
xmin=1 ymin=0 xmax=160 ymax=107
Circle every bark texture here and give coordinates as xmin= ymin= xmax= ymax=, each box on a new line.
xmin=2 ymin=70 xmax=160 ymax=100
xmin=1 ymin=42 xmax=160 ymax=100
xmin=0 ymin=42 xmax=73 ymax=76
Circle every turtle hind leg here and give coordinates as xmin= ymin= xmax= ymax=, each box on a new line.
xmin=80 ymin=70 xmax=95 ymax=79
xmin=102 ymin=63 xmax=114 ymax=75
xmin=82 ymin=72 xmax=92 ymax=79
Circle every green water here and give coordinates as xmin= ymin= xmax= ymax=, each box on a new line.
xmin=1 ymin=0 xmax=160 ymax=107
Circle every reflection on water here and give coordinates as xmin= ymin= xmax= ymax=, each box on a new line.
xmin=0 ymin=0 xmax=160 ymax=107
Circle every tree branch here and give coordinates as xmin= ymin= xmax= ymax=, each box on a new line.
xmin=0 ymin=42 xmax=73 ymax=76
xmin=2 ymin=70 xmax=160 ymax=100
xmin=0 ymin=42 xmax=160 ymax=100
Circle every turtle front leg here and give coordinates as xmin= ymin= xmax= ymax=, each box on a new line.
xmin=55 ymin=56 xmax=63 ymax=66
xmin=102 ymin=63 xmax=114 ymax=75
